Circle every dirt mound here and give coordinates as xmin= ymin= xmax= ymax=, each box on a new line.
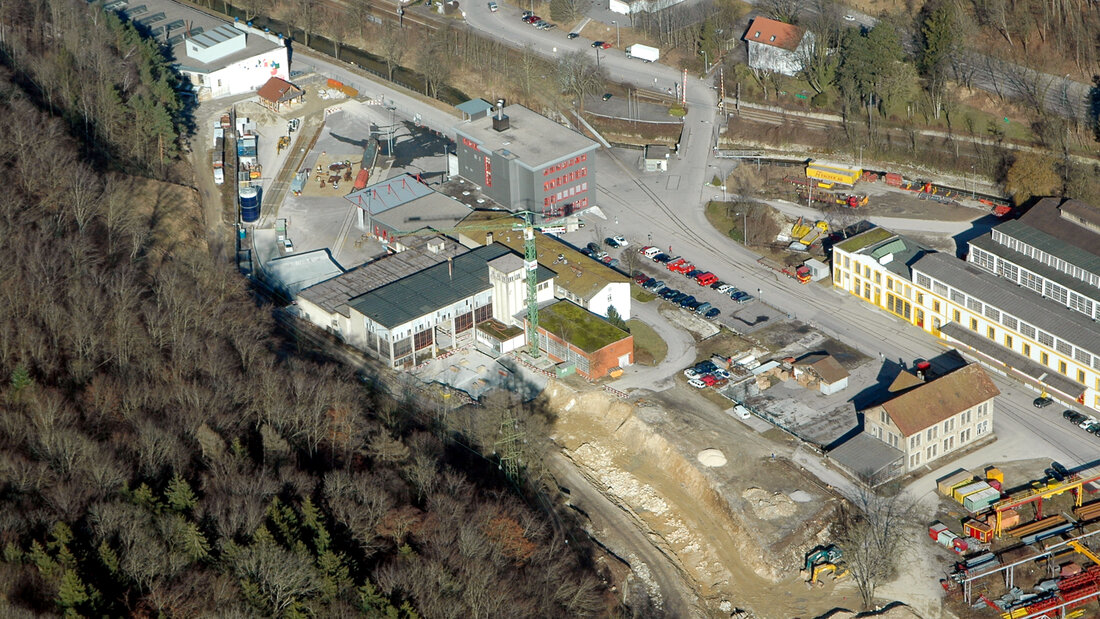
xmin=741 ymin=487 xmax=797 ymax=520
xmin=544 ymin=381 xmax=845 ymax=618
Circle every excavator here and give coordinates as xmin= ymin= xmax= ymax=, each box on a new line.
xmin=801 ymin=545 xmax=849 ymax=585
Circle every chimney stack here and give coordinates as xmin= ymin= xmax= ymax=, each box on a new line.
xmin=492 ymin=98 xmax=510 ymax=131
xmin=448 ymin=257 xmax=453 ymax=280
xmin=486 ymin=231 xmax=494 ymax=245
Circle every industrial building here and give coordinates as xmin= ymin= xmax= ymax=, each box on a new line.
xmin=743 ymin=17 xmax=815 ymax=76
xmin=530 ymin=301 xmax=633 ymax=379
xmin=861 ymin=364 xmax=999 ymax=473
xmin=344 ymin=174 xmax=473 ymax=245
xmin=294 ymin=236 xmax=467 ymax=340
xmin=831 ymin=212 xmax=1100 ymax=412
xmin=830 ymin=227 xmax=933 ymax=325
xmin=454 ymin=102 xmax=599 ymax=217
xmin=454 ymin=211 xmax=632 ymax=320
xmin=113 ymin=0 xmax=290 ymax=100
xmin=298 ymin=242 xmax=555 ymax=368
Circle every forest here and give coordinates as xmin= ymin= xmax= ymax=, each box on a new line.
xmin=0 ymin=0 xmax=613 ymax=616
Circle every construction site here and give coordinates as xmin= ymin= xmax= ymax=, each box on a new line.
xmin=935 ymin=463 xmax=1100 ymax=618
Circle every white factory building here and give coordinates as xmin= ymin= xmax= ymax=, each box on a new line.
xmin=107 ymin=0 xmax=289 ymax=100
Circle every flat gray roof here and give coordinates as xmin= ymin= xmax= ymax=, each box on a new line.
xmin=265 ymin=249 xmax=344 ymax=297
xmin=298 ymin=236 xmax=466 ymax=316
xmin=913 ymin=252 xmax=1100 ymax=357
xmin=455 ymin=98 xmax=495 ymax=117
xmin=970 ymin=233 xmax=1100 ymax=307
xmin=348 ymin=244 xmax=556 ymax=328
xmin=455 ymin=104 xmax=598 ymax=169
xmin=828 ymin=432 xmax=904 ymax=482
xmin=109 ymin=0 xmax=283 ymax=73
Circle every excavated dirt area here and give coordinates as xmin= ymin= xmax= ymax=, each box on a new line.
xmin=545 ymin=381 xmax=868 ymax=618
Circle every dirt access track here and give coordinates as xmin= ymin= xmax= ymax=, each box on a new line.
xmin=544 ymin=381 xmax=865 ymax=618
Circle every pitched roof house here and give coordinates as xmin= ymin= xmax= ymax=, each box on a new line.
xmin=743 ymin=16 xmax=814 ymax=76
xmin=861 ymin=364 xmax=1000 ymax=472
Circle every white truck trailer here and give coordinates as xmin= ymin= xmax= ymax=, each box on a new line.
xmin=625 ymin=44 xmax=659 ymax=63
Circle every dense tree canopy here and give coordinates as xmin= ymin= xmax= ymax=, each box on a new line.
xmin=0 ymin=1 xmax=611 ymax=617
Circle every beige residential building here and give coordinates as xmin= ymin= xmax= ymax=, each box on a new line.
xmin=861 ymin=364 xmax=1000 ymax=472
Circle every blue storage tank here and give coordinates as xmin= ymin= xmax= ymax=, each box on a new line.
xmin=239 ymin=186 xmax=260 ymax=223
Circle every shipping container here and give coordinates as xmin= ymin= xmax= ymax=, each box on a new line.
xmin=1000 ymin=508 xmax=1021 ymax=530
xmin=929 ymin=522 xmax=948 ymax=540
xmin=964 ymin=487 xmax=1002 ymax=512
xmin=953 ymin=481 xmax=992 ymax=503
xmin=965 ymin=519 xmax=993 ymax=543
xmin=937 ymin=530 xmax=958 ymax=549
xmin=937 ymin=470 xmax=974 ymax=497
xmin=985 ymin=467 xmax=1004 ymax=485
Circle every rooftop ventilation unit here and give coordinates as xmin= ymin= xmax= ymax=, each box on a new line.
xmin=492 ymin=98 xmax=510 ymax=132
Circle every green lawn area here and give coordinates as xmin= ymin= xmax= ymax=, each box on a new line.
xmin=705 ymin=201 xmax=743 ymax=242
xmin=631 ymin=287 xmax=656 ymax=302
xmin=626 ymin=319 xmax=667 ymax=366
xmin=538 ymin=301 xmax=629 ymax=353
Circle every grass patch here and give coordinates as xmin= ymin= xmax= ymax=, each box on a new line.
xmin=538 ymin=301 xmax=628 ymax=353
xmin=631 ymin=287 xmax=656 ymax=302
xmin=705 ymin=201 xmax=743 ymax=242
xmin=626 ymin=318 xmax=667 ymax=366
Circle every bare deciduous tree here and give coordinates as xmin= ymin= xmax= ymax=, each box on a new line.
xmin=836 ymin=489 xmax=922 ymax=609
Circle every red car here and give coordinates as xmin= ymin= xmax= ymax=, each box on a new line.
xmin=667 ymin=258 xmax=686 ymax=271
xmin=701 ymin=374 xmax=718 ymax=386
xmin=635 ymin=273 xmax=649 ymax=285
xmin=696 ymin=272 xmax=718 ymax=286
xmin=600 ymin=42 xmax=612 ymax=49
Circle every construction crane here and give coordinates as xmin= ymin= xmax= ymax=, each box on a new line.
xmin=397 ymin=209 xmax=543 ymax=358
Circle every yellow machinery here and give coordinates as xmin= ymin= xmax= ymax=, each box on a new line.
xmin=810 ymin=562 xmax=849 ymax=584
xmin=791 ymin=216 xmax=811 ymax=239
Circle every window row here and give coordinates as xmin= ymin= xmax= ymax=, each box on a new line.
xmin=542 ymin=154 xmax=588 ymax=176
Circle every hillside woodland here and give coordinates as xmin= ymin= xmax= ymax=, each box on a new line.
xmin=0 ymin=0 xmax=610 ymax=617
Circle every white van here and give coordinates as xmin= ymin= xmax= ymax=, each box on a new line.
xmin=733 ymin=405 xmax=751 ymax=420
xmin=641 ymin=246 xmax=661 ymax=259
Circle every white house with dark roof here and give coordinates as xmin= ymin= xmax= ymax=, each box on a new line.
xmin=743 ymin=16 xmax=814 ymax=76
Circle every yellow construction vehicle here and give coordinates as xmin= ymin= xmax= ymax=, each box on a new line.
xmin=810 ymin=562 xmax=849 ymax=584
xmin=801 ymin=545 xmax=848 ymax=585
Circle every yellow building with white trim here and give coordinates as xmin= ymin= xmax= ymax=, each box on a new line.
xmin=830 ymin=228 xmax=932 ymax=326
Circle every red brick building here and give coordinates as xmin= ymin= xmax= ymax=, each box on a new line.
xmin=530 ymin=301 xmax=633 ymax=379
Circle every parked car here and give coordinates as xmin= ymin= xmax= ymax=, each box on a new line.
xmin=695 ymin=361 xmax=718 ymax=374
xmin=695 ymin=302 xmax=712 ymax=314
xmin=522 ymin=10 xmax=533 ymax=17
xmin=685 ymin=301 xmax=701 ymax=311
xmin=713 ymin=368 xmax=730 ymax=379
xmin=611 ymin=235 xmax=628 ymax=246
xmin=684 ymin=269 xmax=701 ymax=279
xmin=683 ymin=368 xmax=699 ymax=378
xmin=716 ymin=284 xmax=732 ymax=294
xmin=688 ymin=378 xmax=707 ymax=389
xmin=669 ymin=292 xmax=685 ymax=303
xmin=678 ymin=296 xmax=697 ymax=308
xmin=709 ymin=280 xmax=726 ymax=290
xmin=696 ymin=273 xmax=718 ymax=287
xmin=591 ymin=40 xmax=605 ymax=47
xmin=639 ymin=246 xmax=659 ymax=257
xmin=605 ymin=236 xmax=624 ymax=248
xmin=488 ymin=1 xmax=498 ymax=11
xmin=600 ymin=42 xmax=613 ymax=49
xmin=1080 ymin=416 xmax=1099 ymax=430
xmin=609 ymin=258 xmax=620 ymax=268
xmin=701 ymin=374 xmax=718 ymax=387
xmin=1034 ymin=396 xmax=1054 ymax=408
xmin=586 ymin=241 xmax=601 ymax=253
xmin=654 ymin=253 xmax=673 ymax=263
xmin=602 ymin=93 xmax=613 ymax=101
xmin=705 ymin=308 xmax=721 ymax=319
xmin=567 ymin=32 xmax=580 ymax=39
xmin=635 ymin=273 xmax=649 ymax=285
xmin=666 ymin=258 xmax=686 ymax=270
xmin=1064 ymin=410 xmax=1087 ymax=425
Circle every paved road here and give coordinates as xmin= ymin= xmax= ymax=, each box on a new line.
xmin=614 ymin=298 xmax=696 ymax=391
